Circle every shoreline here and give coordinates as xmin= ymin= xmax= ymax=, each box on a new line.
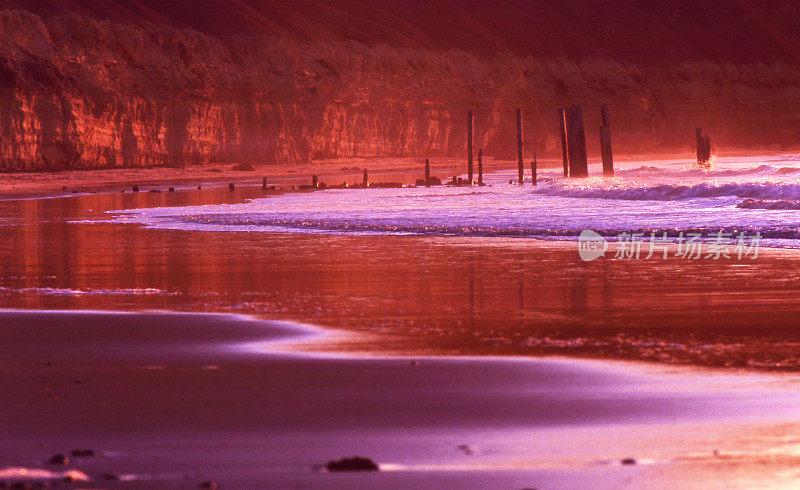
xmin=2 ymin=309 xmax=800 ymax=488
xmin=0 ymin=150 xmax=780 ymax=200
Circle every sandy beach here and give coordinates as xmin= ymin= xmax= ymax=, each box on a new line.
xmin=2 ymin=310 xmax=800 ymax=488
xmin=3 ymin=158 xmax=800 ymax=488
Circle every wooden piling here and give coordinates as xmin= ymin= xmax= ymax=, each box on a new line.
xmin=516 ymin=109 xmax=524 ymax=185
xmin=312 ymin=175 xmax=318 ymax=188
xmin=478 ymin=149 xmax=483 ymax=186
xmin=425 ymin=158 xmax=430 ymax=187
xmin=559 ymin=107 xmax=569 ymax=177
xmin=363 ymin=168 xmax=368 ymax=187
xmin=262 ymin=177 xmax=267 ymax=190
xmin=564 ymin=105 xmax=588 ymax=178
xmin=531 ymin=153 xmax=537 ymax=186
xmin=467 ymin=111 xmax=474 ymax=184
xmin=696 ymin=128 xmax=711 ymax=165
xmin=228 ymin=183 xmax=235 ymax=191
xmin=600 ymin=104 xmax=614 ymax=177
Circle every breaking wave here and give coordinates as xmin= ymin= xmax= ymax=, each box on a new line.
xmin=532 ymin=181 xmax=800 ymax=201
xmin=736 ymin=198 xmax=800 ymax=210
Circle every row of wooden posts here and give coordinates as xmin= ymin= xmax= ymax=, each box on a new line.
xmin=464 ymin=106 xmax=712 ymax=183
xmin=461 ymin=105 xmax=616 ymax=186
xmin=298 ymin=105 xmax=711 ymax=189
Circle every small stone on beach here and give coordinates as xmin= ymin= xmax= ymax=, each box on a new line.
xmin=47 ymin=454 xmax=68 ymax=465
xmin=620 ymin=458 xmax=637 ymax=465
xmin=325 ymin=456 xmax=379 ymax=472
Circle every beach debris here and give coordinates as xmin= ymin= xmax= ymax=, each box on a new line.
xmin=168 ymin=187 xmax=175 ymax=192
xmin=620 ymin=457 xmax=637 ymax=465
xmin=69 ymin=449 xmax=94 ymax=458
xmin=46 ymin=454 xmax=68 ymax=466
xmin=600 ymin=104 xmax=614 ymax=177
xmin=467 ymin=110 xmax=474 ymax=184
xmin=132 ymin=185 xmax=139 ymax=192
xmin=199 ymin=481 xmax=219 ymax=489
xmin=197 ymin=186 xmax=202 ymax=190
xmin=228 ymin=183 xmax=235 ymax=191
xmin=516 ymin=108 xmax=524 ymax=185
xmin=232 ymin=163 xmax=255 ymax=171
xmin=325 ymin=456 xmax=379 ymax=472
xmin=457 ymin=444 xmax=475 ymax=455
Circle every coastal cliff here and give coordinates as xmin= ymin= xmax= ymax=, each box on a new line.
xmin=2 ymin=5 xmax=800 ymax=170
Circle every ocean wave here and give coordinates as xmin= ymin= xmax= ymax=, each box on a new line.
xmin=174 ymin=215 xmax=800 ymax=240
xmin=736 ymin=198 xmax=800 ymax=210
xmin=532 ymin=181 xmax=800 ymax=201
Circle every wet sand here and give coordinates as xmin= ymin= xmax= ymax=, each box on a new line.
xmin=2 ymin=310 xmax=800 ymax=488
xmin=0 ymin=157 xmax=522 ymax=200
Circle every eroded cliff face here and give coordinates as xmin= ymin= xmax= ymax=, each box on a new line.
xmin=2 ymin=9 xmax=800 ymax=170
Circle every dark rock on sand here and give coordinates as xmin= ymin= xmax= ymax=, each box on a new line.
xmin=620 ymin=457 xmax=637 ymax=465
xmin=70 ymin=449 xmax=95 ymax=457
xmin=47 ymin=453 xmax=68 ymax=465
xmin=326 ymin=456 xmax=379 ymax=472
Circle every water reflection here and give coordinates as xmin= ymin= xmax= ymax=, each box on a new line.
xmin=3 ymin=188 xmax=800 ymax=367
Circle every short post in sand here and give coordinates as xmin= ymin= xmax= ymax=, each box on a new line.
xmin=262 ymin=177 xmax=267 ymax=190
xmin=559 ymin=107 xmax=569 ymax=177
xmin=228 ymin=183 xmax=235 ymax=191
xmin=531 ymin=153 xmax=537 ymax=186
xmin=600 ymin=104 xmax=614 ymax=177
xmin=478 ymin=149 xmax=484 ymax=186
xmin=564 ymin=105 xmax=589 ymax=178
xmin=425 ymin=158 xmax=431 ymax=187
xmin=311 ymin=175 xmax=318 ymax=189
xmin=363 ymin=168 xmax=368 ymax=188
xmin=516 ymin=108 xmax=524 ymax=185
xmin=467 ymin=110 xmax=474 ymax=184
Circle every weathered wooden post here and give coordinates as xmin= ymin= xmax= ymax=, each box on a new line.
xmin=228 ymin=183 xmax=235 ymax=191
xmin=600 ymin=104 xmax=614 ymax=177
xmin=565 ymin=105 xmax=588 ymax=178
xmin=516 ymin=109 xmax=524 ymax=185
xmin=696 ymin=128 xmax=711 ymax=165
xmin=478 ymin=149 xmax=484 ymax=186
xmin=363 ymin=168 xmax=368 ymax=187
xmin=467 ymin=110 xmax=474 ymax=184
xmin=559 ymin=107 xmax=569 ymax=177
xmin=312 ymin=175 xmax=318 ymax=188
xmin=425 ymin=158 xmax=430 ymax=187
xmin=531 ymin=152 xmax=537 ymax=186
xmin=262 ymin=177 xmax=267 ymax=190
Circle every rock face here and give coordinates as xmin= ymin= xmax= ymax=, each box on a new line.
xmin=1 ymin=3 xmax=800 ymax=170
